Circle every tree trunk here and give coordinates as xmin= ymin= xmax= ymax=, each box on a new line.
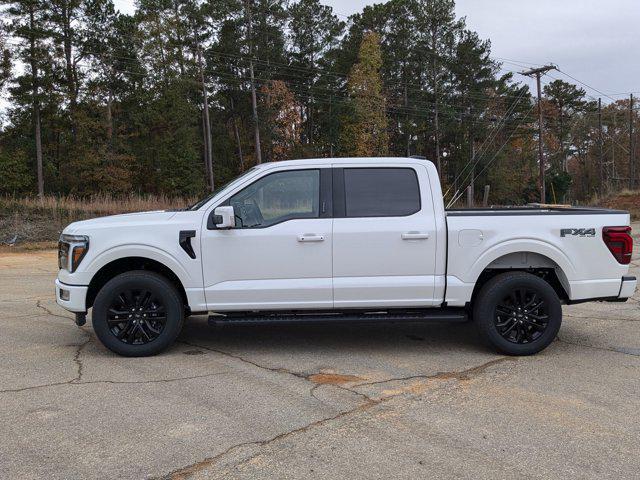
xmin=249 ymin=60 xmax=262 ymax=164
xmin=197 ymin=46 xmax=214 ymax=191
xmin=230 ymin=96 xmax=245 ymax=171
xmin=201 ymin=108 xmax=212 ymax=189
xmin=173 ymin=0 xmax=185 ymax=76
xmin=106 ymin=91 xmax=113 ymax=142
xmin=29 ymin=6 xmax=44 ymax=198
xmin=34 ymin=100 xmax=44 ymax=198
xmin=245 ymin=0 xmax=262 ymax=164
xmin=61 ymin=0 xmax=77 ymax=140
xmin=559 ymin=101 xmax=566 ymax=172
xmin=404 ymin=78 xmax=410 ymax=156
xmin=431 ymin=28 xmax=441 ymax=177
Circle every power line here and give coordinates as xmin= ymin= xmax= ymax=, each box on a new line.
xmin=555 ymin=68 xmax=618 ymax=103
xmin=462 ymin=101 xmax=539 ymax=198
xmin=443 ymin=86 xmax=531 ymax=199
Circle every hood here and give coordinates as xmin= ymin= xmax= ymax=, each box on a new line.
xmin=63 ymin=210 xmax=178 ymax=235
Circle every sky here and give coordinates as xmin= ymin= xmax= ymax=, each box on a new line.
xmin=74 ymin=0 xmax=640 ymax=101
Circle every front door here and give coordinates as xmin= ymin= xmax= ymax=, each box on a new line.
xmin=201 ymin=167 xmax=333 ymax=311
xmin=332 ymin=165 xmax=438 ymax=308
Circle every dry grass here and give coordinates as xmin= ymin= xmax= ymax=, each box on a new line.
xmin=592 ymin=189 xmax=640 ymax=220
xmin=2 ymin=193 xmax=196 ymax=216
xmin=0 ymin=194 xmax=196 ymax=245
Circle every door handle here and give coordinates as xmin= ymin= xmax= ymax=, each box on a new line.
xmin=401 ymin=232 xmax=430 ymax=240
xmin=298 ymin=234 xmax=325 ymax=242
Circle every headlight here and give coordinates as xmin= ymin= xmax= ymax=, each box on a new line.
xmin=58 ymin=234 xmax=89 ymax=272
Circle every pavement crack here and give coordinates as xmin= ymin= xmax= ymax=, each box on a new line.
xmin=71 ymin=335 xmax=92 ymax=383
xmin=0 ymin=371 xmax=231 ymax=394
xmin=160 ymin=397 xmax=382 ymax=480
xmin=179 ymin=341 xmax=372 ymax=402
xmin=564 ymin=312 xmax=640 ymax=323
xmin=36 ymin=300 xmax=75 ymax=321
xmin=159 ymin=357 xmax=515 ymax=479
xmin=556 ymin=336 xmax=640 ymax=357
xmin=308 ymin=382 xmax=372 ymax=403
xmin=353 ymin=357 xmax=515 ymax=389
xmin=178 ymin=340 xmax=308 ymax=380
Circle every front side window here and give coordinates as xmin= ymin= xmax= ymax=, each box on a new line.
xmin=229 ymin=169 xmax=320 ymax=228
xmin=344 ymin=168 xmax=420 ymax=217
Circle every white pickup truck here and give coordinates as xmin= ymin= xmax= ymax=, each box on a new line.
xmin=56 ymin=157 xmax=636 ymax=357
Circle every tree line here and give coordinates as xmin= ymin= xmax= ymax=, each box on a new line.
xmin=0 ymin=0 xmax=637 ymax=205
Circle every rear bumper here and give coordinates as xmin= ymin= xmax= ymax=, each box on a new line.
xmin=558 ymin=276 xmax=636 ymax=305
xmin=55 ymin=279 xmax=88 ymax=313
xmin=618 ymin=276 xmax=637 ymax=299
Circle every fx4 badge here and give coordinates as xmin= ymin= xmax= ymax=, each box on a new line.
xmin=561 ymin=228 xmax=596 ymax=237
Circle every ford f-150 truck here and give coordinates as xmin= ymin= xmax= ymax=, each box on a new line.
xmin=55 ymin=157 xmax=637 ymax=357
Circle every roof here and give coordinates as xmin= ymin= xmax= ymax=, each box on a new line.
xmin=257 ymin=156 xmax=435 ymax=169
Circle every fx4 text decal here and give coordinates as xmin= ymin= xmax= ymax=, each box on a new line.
xmin=561 ymin=228 xmax=596 ymax=237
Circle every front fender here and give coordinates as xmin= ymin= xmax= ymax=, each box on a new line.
xmin=60 ymin=244 xmax=194 ymax=288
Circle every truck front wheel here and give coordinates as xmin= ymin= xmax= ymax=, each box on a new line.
xmin=92 ymin=271 xmax=184 ymax=357
xmin=473 ymin=272 xmax=562 ymax=355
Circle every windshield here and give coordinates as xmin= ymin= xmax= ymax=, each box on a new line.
xmin=187 ymin=167 xmax=260 ymax=211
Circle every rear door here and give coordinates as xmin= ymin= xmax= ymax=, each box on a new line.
xmin=332 ymin=164 xmax=438 ymax=308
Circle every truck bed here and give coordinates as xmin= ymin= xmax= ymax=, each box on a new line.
xmin=443 ymin=206 xmax=632 ymax=306
xmin=446 ymin=206 xmax=628 ymax=216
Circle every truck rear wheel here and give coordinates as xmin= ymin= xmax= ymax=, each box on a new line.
xmin=92 ymin=271 xmax=184 ymax=357
xmin=473 ymin=272 xmax=562 ymax=355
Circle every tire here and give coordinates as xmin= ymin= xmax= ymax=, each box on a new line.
xmin=473 ymin=272 xmax=562 ymax=356
xmin=92 ymin=271 xmax=184 ymax=357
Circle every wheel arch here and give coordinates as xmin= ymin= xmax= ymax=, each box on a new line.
xmin=469 ymin=251 xmax=571 ymax=306
xmin=86 ymin=257 xmax=189 ymax=310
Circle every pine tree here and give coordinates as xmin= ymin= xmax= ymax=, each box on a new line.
xmin=288 ymin=0 xmax=344 ymax=149
xmin=342 ymin=32 xmax=389 ymax=157
xmin=260 ymin=80 xmax=302 ymax=161
xmin=543 ymin=80 xmax=590 ymax=172
xmin=0 ymin=31 xmax=11 ymax=88
xmin=3 ymin=0 xmax=52 ymax=197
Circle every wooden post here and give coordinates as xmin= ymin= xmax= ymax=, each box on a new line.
xmin=521 ymin=65 xmax=556 ymax=202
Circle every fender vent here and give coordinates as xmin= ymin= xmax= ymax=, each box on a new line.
xmin=179 ymin=230 xmax=197 ymax=259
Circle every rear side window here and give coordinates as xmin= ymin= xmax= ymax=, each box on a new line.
xmin=344 ymin=168 xmax=420 ymax=217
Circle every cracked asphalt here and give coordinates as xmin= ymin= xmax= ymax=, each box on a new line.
xmin=1 ymin=225 xmax=639 ymax=480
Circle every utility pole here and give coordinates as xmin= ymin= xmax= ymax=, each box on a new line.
xmin=521 ymin=65 xmax=556 ymax=203
xmin=630 ymin=94 xmax=635 ymax=189
xmin=598 ymin=98 xmax=604 ymax=192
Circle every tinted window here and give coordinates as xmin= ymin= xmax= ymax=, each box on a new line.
xmin=344 ymin=168 xmax=420 ymax=217
xmin=229 ymin=169 xmax=320 ymax=228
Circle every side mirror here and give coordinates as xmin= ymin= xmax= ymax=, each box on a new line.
xmin=210 ymin=206 xmax=235 ymax=229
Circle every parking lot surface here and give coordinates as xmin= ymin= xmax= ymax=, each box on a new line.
xmin=1 ymin=226 xmax=639 ymax=479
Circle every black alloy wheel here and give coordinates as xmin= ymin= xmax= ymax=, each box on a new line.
xmin=474 ymin=271 xmax=562 ymax=356
xmin=494 ymin=288 xmax=549 ymax=344
xmin=107 ymin=289 xmax=167 ymax=345
xmin=92 ymin=271 xmax=184 ymax=357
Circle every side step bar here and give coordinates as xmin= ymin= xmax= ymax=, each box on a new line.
xmin=208 ymin=309 xmax=468 ymax=327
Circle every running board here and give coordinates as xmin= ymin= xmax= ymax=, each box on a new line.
xmin=207 ymin=309 xmax=468 ymax=327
